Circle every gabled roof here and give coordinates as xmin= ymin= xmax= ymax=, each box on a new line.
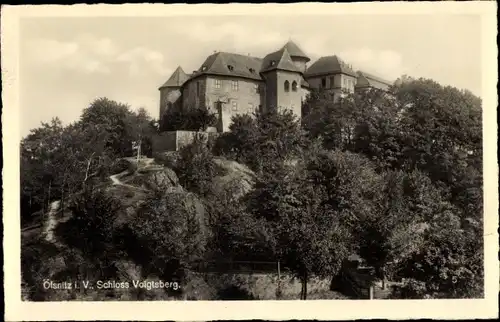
xmin=304 ymin=55 xmax=357 ymax=77
xmin=193 ymin=52 xmax=263 ymax=81
xmin=159 ymin=66 xmax=189 ymax=89
xmin=356 ymin=71 xmax=392 ymax=90
xmin=281 ymin=40 xmax=310 ymax=62
xmin=260 ymin=47 xmax=301 ymax=74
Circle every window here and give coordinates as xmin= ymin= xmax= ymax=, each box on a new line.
xmin=330 ymin=77 xmax=335 ymax=88
xmin=270 ymin=60 xmax=276 ymax=66
xmin=254 ymin=84 xmax=259 ymax=93
xmin=227 ymin=65 xmax=234 ymax=71
xmin=248 ymin=103 xmax=254 ymax=114
xmin=231 ymin=80 xmax=239 ymax=91
xmin=196 ymin=82 xmax=200 ymax=96
xmin=292 ymin=81 xmax=298 ymax=92
xmin=284 ymin=80 xmax=290 ymax=92
xmin=321 ymin=78 xmax=327 ymax=88
xmin=232 ymin=100 xmax=238 ymax=111
xmin=201 ymin=66 xmax=207 ymax=71
xmin=249 ymin=68 xmax=255 ymax=73
xmin=291 ymin=104 xmax=295 ymax=110
xmin=215 ymin=79 xmax=222 ymax=89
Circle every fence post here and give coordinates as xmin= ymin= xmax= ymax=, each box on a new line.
xmin=369 ymin=285 xmax=374 ymax=300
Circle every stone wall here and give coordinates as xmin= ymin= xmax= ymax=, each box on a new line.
xmin=152 ymin=131 xmax=221 ymax=153
xmin=152 ymin=131 xmax=177 ymax=152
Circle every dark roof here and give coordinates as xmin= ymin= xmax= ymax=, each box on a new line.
xmin=261 ymin=47 xmax=301 ymax=74
xmin=193 ymin=52 xmax=263 ymax=81
xmin=159 ymin=66 xmax=189 ymax=89
xmin=356 ymin=71 xmax=392 ymax=90
xmin=281 ymin=40 xmax=310 ymax=62
xmin=301 ymin=77 xmax=310 ymax=88
xmin=304 ymin=55 xmax=357 ymax=77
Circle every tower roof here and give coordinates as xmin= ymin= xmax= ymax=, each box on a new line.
xmin=305 ymin=55 xmax=357 ymax=77
xmin=281 ymin=40 xmax=310 ymax=62
xmin=159 ymin=66 xmax=189 ymax=89
xmin=261 ymin=47 xmax=301 ymax=74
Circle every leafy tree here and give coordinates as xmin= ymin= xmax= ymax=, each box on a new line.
xmin=62 ymin=186 xmax=122 ymax=279
xmin=392 ymin=209 xmax=483 ymax=298
xmin=214 ymin=108 xmax=307 ymax=174
xmin=80 ymin=97 xmax=135 ymax=157
xmin=130 ymin=191 xmax=207 ymax=281
xmin=213 ymin=114 xmax=259 ymax=165
xmin=176 ymin=134 xmax=221 ymax=195
xmin=248 ymin=160 xmax=352 ymax=299
xmin=21 ymin=117 xmax=65 ymax=219
xmin=206 ymin=180 xmax=275 ymax=262
xmin=160 ymin=107 xmax=217 ymax=132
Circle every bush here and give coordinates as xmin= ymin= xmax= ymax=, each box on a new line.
xmin=111 ymin=159 xmax=132 ymax=174
xmin=62 ymin=186 xmax=123 ymax=278
xmin=154 ymin=152 xmax=180 ymax=169
xmin=176 ymin=135 xmax=220 ymax=195
xmin=160 ymin=107 xmax=217 ymax=132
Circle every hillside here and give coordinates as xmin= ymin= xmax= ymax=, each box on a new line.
xmin=21 ymin=82 xmax=484 ymax=301
xmin=21 ymin=156 xmax=347 ymax=301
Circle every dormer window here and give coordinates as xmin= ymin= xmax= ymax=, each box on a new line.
xmin=227 ymin=65 xmax=234 ymax=71
xmin=249 ymin=68 xmax=255 ymax=73
xmin=270 ymin=60 xmax=276 ymax=66
xmin=201 ymin=66 xmax=207 ymax=71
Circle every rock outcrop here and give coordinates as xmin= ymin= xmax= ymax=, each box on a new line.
xmin=212 ymin=157 xmax=256 ymax=199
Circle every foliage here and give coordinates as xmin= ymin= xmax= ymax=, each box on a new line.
xmin=160 ymin=107 xmax=218 ymax=132
xmin=213 ymin=114 xmax=259 ymax=166
xmin=20 ymin=98 xmax=155 ymax=224
xmin=176 ymin=134 xmax=221 ymax=195
xmin=130 ymin=191 xmax=207 ymax=281
xmin=60 ymin=186 xmax=122 ymax=278
xmin=20 ymin=76 xmax=484 ymax=300
xmin=205 ymin=179 xmax=275 ymax=262
xmin=247 ymin=159 xmax=352 ymax=299
xmin=214 ymin=108 xmax=307 ymax=173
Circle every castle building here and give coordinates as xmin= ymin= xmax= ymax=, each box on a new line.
xmin=158 ymin=40 xmax=391 ymax=132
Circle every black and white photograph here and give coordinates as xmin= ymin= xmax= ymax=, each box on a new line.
xmin=2 ymin=2 xmax=498 ymax=321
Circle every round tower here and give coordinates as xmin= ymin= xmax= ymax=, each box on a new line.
xmin=158 ymin=66 xmax=189 ymax=122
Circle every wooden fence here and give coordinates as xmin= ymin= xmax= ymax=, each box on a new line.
xmin=191 ymin=260 xmax=287 ymax=274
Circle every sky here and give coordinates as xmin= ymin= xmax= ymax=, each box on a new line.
xmin=19 ymin=13 xmax=482 ymax=138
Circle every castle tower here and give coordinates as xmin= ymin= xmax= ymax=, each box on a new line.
xmin=281 ymin=40 xmax=310 ymax=74
xmin=260 ymin=47 xmax=303 ymax=119
xmin=158 ymin=66 xmax=189 ymax=121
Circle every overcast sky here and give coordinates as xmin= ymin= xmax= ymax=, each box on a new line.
xmin=19 ymin=13 xmax=482 ymax=137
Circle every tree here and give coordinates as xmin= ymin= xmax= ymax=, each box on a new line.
xmin=214 ymin=108 xmax=307 ymax=174
xmin=176 ymin=134 xmax=221 ymax=196
xmin=248 ymin=160 xmax=352 ymax=299
xmin=21 ymin=117 xmax=66 ymax=220
xmin=160 ymin=107 xmax=217 ymax=132
xmin=205 ymin=180 xmax=275 ymax=262
xmin=392 ymin=208 xmax=483 ymax=298
xmin=63 ymin=186 xmax=122 ymax=279
xmin=130 ymin=191 xmax=207 ymax=281
xmin=213 ymin=114 xmax=259 ymax=166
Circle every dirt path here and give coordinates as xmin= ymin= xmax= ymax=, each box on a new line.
xmin=44 ymin=200 xmax=61 ymax=245
xmin=109 ymin=169 xmax=149 ymax=192
xmin=109 ymin=170 xmax=129 ymax=185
